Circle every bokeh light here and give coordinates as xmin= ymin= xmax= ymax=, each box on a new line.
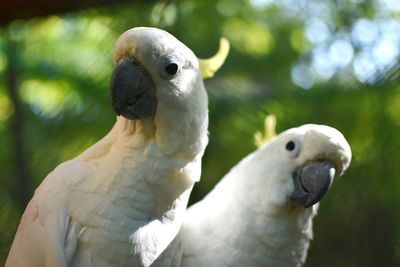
xmin=352 ymin=19 xmax=378 ymax=46
xmin=291 ymin=63 xmax=315 ymax=89
xmin=311 ymin=48 xmax=335 ymax=80
xmin=305 ymin=18 xmax=330 ymax=45
xmin=329 ymin=39 xmax=354 ymax=68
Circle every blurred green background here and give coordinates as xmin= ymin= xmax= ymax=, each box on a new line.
xmin=1 ymin=0 xmax=400 ymax=266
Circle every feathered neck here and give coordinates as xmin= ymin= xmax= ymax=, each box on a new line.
xmin=183 ymin=151 xmax=319 ymax=266
xmin=110 ymin=97 xmax=208 ymax=160
xmin=111 ymin=116 xmax=154 ymax=137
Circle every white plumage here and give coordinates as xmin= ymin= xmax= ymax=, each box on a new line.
xmin=180 ymin=124 xmax=352 ymax=267
xmin=6 ymin=27 xmax=228 ymax=267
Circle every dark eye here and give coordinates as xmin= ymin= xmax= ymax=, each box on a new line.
xmin=285 ymin=141 xmax=296 ymax=151
xmin=164 ymin=62 xmax=179 ymax=75
xmin=284 ymin=139 xmax=301 ymax=158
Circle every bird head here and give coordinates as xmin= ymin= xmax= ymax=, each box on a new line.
xmin=110 ymin=27 xmax=229 ymax=121
xmin=109 ymin=27 xmax=229 ymax=156
xmin=250 ymin=124 xmax=351 ymax=208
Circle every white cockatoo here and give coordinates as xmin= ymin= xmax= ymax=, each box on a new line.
xmin=6 ymin=27 xmax=229 ymax=267
xmin=180 ymin=124 xmax=352 ymax=267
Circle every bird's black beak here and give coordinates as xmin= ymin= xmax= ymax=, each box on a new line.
xmin=110 ymin=58 xmax=157 ymax=120
xmin=290 ymin=160 xmax=335 ymax=208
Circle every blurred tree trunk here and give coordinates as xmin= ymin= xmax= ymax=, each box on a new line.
xmin=5 ymin=39 xmax=32 ymax=213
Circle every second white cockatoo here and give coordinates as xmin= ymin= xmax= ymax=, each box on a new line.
xmin=181 ymin=124 xmax=352 ymax=267
xmin=6 ymin=27 xmax=229 ymax=267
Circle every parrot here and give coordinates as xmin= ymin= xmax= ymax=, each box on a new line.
xmin=5 ymin=27 xmax=229 ymax=267
xmin=179 ymin=124 xmax=352 ymax=267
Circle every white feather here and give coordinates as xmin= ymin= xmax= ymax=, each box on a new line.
xmin=6 ymin=27 xmax=209 ymax=267
xmin=180 ymin=124 xmax=352 ymax=267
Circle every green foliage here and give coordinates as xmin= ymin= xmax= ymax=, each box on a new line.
xmin=1 ymin=0 xmax=400 ymax=265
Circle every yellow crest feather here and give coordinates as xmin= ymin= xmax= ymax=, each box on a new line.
xmin=198 ymin=37 xmax=230 ymax=79
xmin=254 ymin=114 xmax=277 ymax=148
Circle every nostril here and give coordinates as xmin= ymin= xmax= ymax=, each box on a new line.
xmin=126 ymin=58 xmax=139 ymax=66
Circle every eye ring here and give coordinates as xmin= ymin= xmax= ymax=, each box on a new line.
xmin=284 ymin=139 xmax=300 ymax=158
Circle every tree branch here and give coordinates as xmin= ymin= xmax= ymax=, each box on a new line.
xmin=0 ymin=0 xmax=154 ymax=25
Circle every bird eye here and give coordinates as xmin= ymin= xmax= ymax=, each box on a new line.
xmin=285 ymin=139 xmax=300 ymax=157
xmin=286 ymin=141 xmax=296 ymax=151
xmin=164 ymin=62 xmax=179 ymax=76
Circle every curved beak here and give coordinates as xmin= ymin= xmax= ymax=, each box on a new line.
xmin=290 ymin=160 xmax=336 ymax=208
xmin=110 ymin=58 xmax=157 ymax=120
